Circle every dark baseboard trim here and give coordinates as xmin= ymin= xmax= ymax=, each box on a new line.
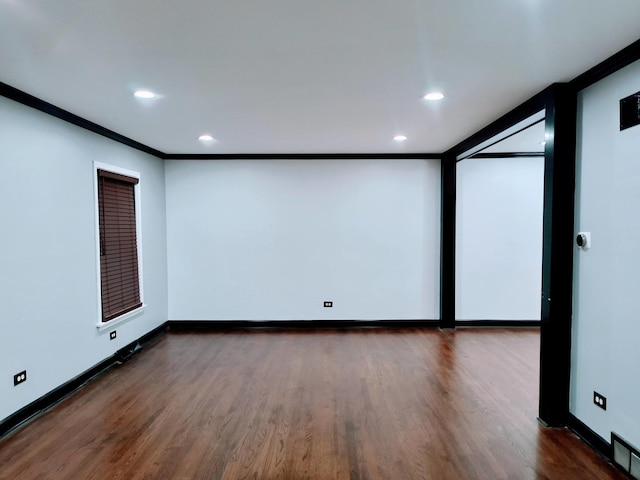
xmin=0 ymin=82 xmax=165 ymax=159
xmin=115 ymin=323 xmax=168 ymax=362
xmin=567 ymin=413 xmax=612 ymax=462
xmin=161 ymin=153 xmax=441 ymax=160
xmin=0 ymin=323 xmax=168 ymax=440
xmin=0 ymin=319 xmax=618 ymax=477
xmin=455 ymin=320 xmax=541 ymax=327
xmin=0 ymin=356 xmax=118 ymax=439
xmin=167 ymin=320 xmax=440 ymax=330
xmin=167 ymin=320 xmax=541 ymax=330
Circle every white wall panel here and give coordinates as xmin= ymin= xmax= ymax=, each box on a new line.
xmin=456 ymin=156 xmax=544 ymax=320
xmin=572 ymin=59 xmax=640 ymax=448
xmin=0 ymin=97 xmax=168 ymax=422
xmin=165 ymin=159 xmax=441 ymax=321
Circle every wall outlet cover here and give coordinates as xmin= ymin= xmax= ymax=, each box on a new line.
xmin=593 ymin=391 xmax=607 ymax=410
xmin=13 ymin=370 xmax=27 ymax=386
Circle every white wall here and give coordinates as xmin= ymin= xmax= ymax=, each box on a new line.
xmin=456 ymin=156 xmax=544 ymax=320
xmin=165 ymin=159 xmax=441 ymax=321
xmin=0 ymin=97 xmax=168 ymax=422
xmin=571 ymin=59 xmax=640 ymax=448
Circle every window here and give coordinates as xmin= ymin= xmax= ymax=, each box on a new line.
xmin=96 ymin=166 xmax=143 ymax=324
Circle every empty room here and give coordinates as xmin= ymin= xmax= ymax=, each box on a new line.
xmin=2 ymin=1 xmax=640 ymax=478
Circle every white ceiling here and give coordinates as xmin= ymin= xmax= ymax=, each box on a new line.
xmin=2 ymin=0 xmax=640 ymax=155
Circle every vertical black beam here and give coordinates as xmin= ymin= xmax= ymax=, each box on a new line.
xmin=440 ymin=156 xmax=456 ymax=328
xmin=538 ymin=83 xmax=577 ymax=426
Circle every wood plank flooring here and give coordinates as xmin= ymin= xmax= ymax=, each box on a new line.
xmin=0 ymin=328 xmax=625 ymax=479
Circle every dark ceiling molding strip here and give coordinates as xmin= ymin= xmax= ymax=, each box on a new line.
xmin=1 ymin=37 xmax=639 ymax=161
xmin=0 ymin=81 xmax=437 ymax=160
xmin=444 ymin=87 xmax=549 ymax=161
xmin=570 ymin=37 xmax=640 ymax=92
xmin=161 ymin=153 xmax=441 ymax=160
xmin=0 ymin=81 xmax=165 ymax=159
xmin=457 ymin=118 xmax=545 ymax=162
xmin=469 ymin=152 xmax=544 ymax=159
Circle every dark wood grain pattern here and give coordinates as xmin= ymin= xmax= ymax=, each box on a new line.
xmin=0 ymin=328 xmax=625 ymax=479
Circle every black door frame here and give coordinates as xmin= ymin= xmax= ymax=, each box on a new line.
xmin=440 ymin=38 xmax=640 ymax=429
xmin=440 ymin=84 xmax=577 ymax=425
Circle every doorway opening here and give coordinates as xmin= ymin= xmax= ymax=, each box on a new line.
xmin=455 ymin=114 xmax=545 ymax=324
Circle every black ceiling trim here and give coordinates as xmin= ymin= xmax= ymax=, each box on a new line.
xmin=0 ymin=81 xmax=441 ymax=160
xmin=161 ymin=153 xmax=441 ymax=160
xmin=570 ymin=37 xmax=640 ymax=92
xmin=469 ymin=152 xmax=544 ymax=159
xmin=442 ymin=37 xmax=640 ymax=162
xmin=444 ymin=87 xmax=549 ymax=161
xmin=0 ymin=81 xmax=165 ymax=159
xmin=2 ymin=36 xmax=639 ymax=159
xmin=457 ymin=118 xmax=545 ymax=162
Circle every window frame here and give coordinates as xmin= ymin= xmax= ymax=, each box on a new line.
xmin=93 ymin=162 xmax=145 ymax=331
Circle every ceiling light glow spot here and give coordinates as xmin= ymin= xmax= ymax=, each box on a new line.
xmin=199 ymin=134 xmax=215 ymax=142
xmin=134 ymin=90 xmax=156 ymax=99
xmin=423 ymin=92 xmax=444 ymax=101
xmin=394 ymin=135 xmax=407 ymax=142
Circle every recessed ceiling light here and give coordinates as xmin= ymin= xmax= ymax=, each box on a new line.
xmin=393 ymin=135 xmax=408 ymax=142
xmin=199 ymin=134 xmax=215 ymax=142
xmin=134 ymin=90 xmax=156 ymax=99
xmin=423 ymin=92 xmax=444 ymax=101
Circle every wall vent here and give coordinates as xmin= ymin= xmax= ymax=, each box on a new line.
xmin=612 ymin=433 xmax=640 ymax=479
xmin=620 ymin=91 xmax=640 ymax=131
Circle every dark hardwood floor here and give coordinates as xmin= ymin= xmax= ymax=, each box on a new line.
xmin=0 ymin=328 xmax=625 ymax=479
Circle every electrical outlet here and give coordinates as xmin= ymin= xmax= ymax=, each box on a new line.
xmin=13 ymin=370 xmax=27 ymax=386
xmin=110 ymin=330 xmax=117 ymax=340
xmin=324 ymin=301 xmax=333 ymax=308
xmin=593 ymin=391 xmax=607 ymax=410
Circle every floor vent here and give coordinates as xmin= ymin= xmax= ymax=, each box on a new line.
xmin=116 ymin=341 xmax=143 ymax=363
xmin=612 ymin=433 xmax=640 ymax=479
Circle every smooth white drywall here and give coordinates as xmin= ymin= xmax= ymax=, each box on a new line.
xmin=456 ymin=156 xmax=544 ymax=320
xmin=571 ymin=59 xmax=640 ymax=448
xmin=165 ymin=159 xmax=441 ymax=320
xmin=0 ymin=97 xmax=168 ymax=423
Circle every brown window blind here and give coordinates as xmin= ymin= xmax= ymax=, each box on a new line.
xmin=97 ymin=169 xmax=142 ymax=322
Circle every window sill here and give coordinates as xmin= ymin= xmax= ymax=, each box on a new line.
xmin=96 ymin=305 xmax=146 ymax=332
